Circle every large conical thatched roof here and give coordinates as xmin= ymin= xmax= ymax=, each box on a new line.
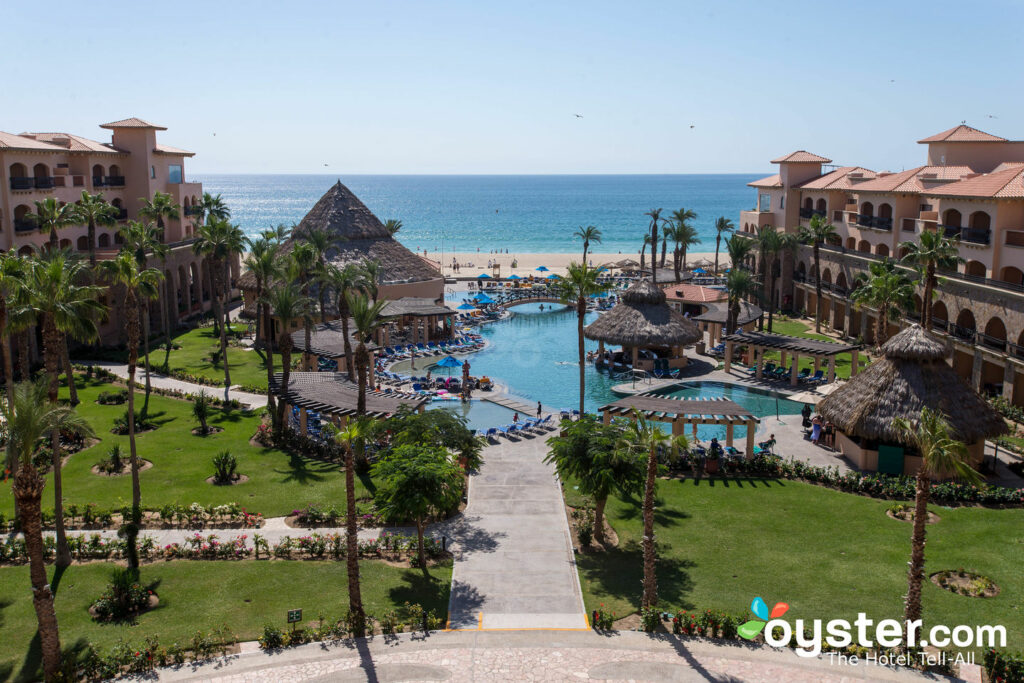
xmin=238 ymin=181 xmax=439 ymax=290
xmin=819 ymin=325 xmax=1006 ymax=445
xmin=584 ymin=278 xmax=701 ymax=348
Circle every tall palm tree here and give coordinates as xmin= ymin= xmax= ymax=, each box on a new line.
xmin=219 ymin=221 xmax=246 ymax=331
xmin=197 ymin=191 xmax=231 ymax=224
xmin=755 ymin=226 xmax=799 ymax=332
xmin=17 ymin=251 xmax=104 ymax=567
xmin=119 ymin=221 xmax=168 ymax=412
xmin=348 ymin=292 xmax=391 ymax=417
xmin=263 ymin=283 xmax=313 ymax=434
xmin=574 ymin=225 xmax=602 ymax=264
xmin=798 ymin=215 xmax=839 ymax=333
xmin=299 ymin=226 xmax=340 ymax=322
xmin=726 ymin=234 xmax=754 ymax=270
xmin=725 ymin=268 xmax=758 ymax=335
xmin=669 ymin=208 xmax=697 ymax=275
xmin=383 ymin=219 xmax=403 ymax=236
xmin=361 ymin=259 xmax=382 ymax=303
xmin=892 ymin=407 xmax=980 ymax=640
xmin=899 ymin=229 xmax=964 ymax=330
xmin=263 ymin=222 xmax=293 ymax=244
xmin=644 ymin=209 xmax=664 ymax=284
xmin=71 ymin=191 xmax=117 ymax=268
xmin=5 ymin=380 xmax=94 ymax=681
xmin=139 ymin=192 xmax=180 ymax=362
xmin=639 ymin=234 xmax=651 ymax=272
xmin=243 ymin=237 xmax=280 ymax=412
xmin=850 ymin=259 xmax=915 ymax=346
xmin=326 ymin=263 xmax=368 ymax=378
xmin=289 ymin=243 xmax=319 ymax=370
xmin=334 ymin=417 xmax=370 ymax=637
xmin=26 ymin=197 xmax=75 ymax=250
xmin=193 ymin=218 xmax=237 ymax=400
xmin=617 ymin=409 xmax=686 ymax=609
xmin=0 ymin=253 xmax=26 ymax=481
xmin=713 ymin=217 xmax=735 ymax=275
xmin=659 ymin=223 xmax=678 ymax=275
xmin=100 ymin=251 xmax=162 ymax=574
xmin=555 ymin=262 xmax=608 ymax=415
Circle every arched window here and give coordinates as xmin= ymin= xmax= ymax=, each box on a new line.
xmin=875 ymin=244 xmax=889 ymax=257
xmin=983 ymin=317 xmax=1007 ymax=350
xmin=59 ymin=239 xmax=71 ymax=250
xmin=845 ymin=237 xmax=856 ymax=250
xmin=18 ymin=245 xmax=34 ymax=257
xmin=815 ymin=198 xmax=826 ymax=212
xmin=955 ymin=309 xmax=976 ymax=341
xmin=878 ymin=203 xmax=892 ymax=219
xmin=821 ymin=268 xmax=832 ymax=284
xmin=803 ymin=197 xmax=813 ymax=210
xmin=98 ymin=233 xmax=110 ymax=248
xmin=858 ymin=240 xmax=870 ymax=253
xmin=92 ymin=164 xmax=105 ymax=185
xmin=860 ymin=201 xmax=874 ymax=217
xmin=114 ymin=232 xmax=124 ymax=245
xmin=943 ymin=208 xmax=962 ymax=227
xmin=932 ymin=300 xmax=949 ymax=325
xmin=836 ymin=272 xmax=848 ymax=291
xmin=10 ymin=162 xmax=27 ymax=178
xmin=13 ymin=204 xmax=31 ymax=231
xmin=1001 ymin=266 xmax=1024 ymax=287
xmin=964 ymin=260 xmax=986 ymax=279
xmin=967 ymin=211 xmax=991 ymax=244
xmin=32 ymin=162 xmax=49 ymax=179
xmin=77 ymin=236 xmax=88 ymax=251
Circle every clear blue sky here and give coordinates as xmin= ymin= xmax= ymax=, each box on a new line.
xmin=7 ymin=0 xmax=1022 ymax=174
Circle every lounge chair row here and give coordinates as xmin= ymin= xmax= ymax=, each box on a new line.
xmin=477 ymin=415 xmax=554 ymax=441
xmin=746 ymin=363 xmax=828 ymax=384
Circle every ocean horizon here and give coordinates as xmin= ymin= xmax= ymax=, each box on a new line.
xmin=195 ymin=173 xmax=761 ymax=254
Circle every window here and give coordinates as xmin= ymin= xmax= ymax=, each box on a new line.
xmin=168 ymin=165 xmax=182 ymax=184
xmin=759 ymin=194 xmax=771 ymax=211
xmin=150 ymin=165 xmax=156 ymax=179
xmin=780 ymin=195 xmax=785 ymax=209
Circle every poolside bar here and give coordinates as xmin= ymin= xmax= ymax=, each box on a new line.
xmin=598 ymin=394 xmax=760 ymax=457
xmin=721 ymin=330 xmax=860 ymax=386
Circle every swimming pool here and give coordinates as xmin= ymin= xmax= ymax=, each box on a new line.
xmin=426 ymin=399 xmax=520 ymax=431
xmin=648 ymin=381 xmax=804 ymax=441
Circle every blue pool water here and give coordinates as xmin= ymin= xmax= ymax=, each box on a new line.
xmin=650 ymin=381 xmax=804 ymax=442
xmin=426 ymin=399 xmax=520 ymax=432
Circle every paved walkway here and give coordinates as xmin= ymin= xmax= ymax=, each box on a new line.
xmin=78 ymin=359 xmax=268 ymax=409
xmin=155 ymin=630 xmax=960 ymax=682
xmin=446 ymin=434 xmax=587 ymax=630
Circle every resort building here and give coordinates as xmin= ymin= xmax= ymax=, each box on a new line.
xmin=0 ymin=117 xmax=233 ymax=347
xmin=739 ymin=124 xmax=1024 ymax=405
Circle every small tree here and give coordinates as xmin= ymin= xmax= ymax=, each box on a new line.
xmin=193 ymin=389 xmax=212 ymax=435
xmin=372 ymin=443 xmax=464 ymax=567
xmin=379 ymin=405 xmax=483 ymax=470
xmin=545 ymin=416 xmax=645 ymax=545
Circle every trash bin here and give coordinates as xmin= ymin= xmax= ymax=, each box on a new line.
xmin=695 ymin=341 xmax=706 ymax=355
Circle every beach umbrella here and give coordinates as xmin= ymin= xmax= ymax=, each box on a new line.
xmin=546 ymin=273 xmax=560 ymax=279
xmin=474 ymin=292 xmax=495 ymax=304
xmin=694 ymin=267 xmax=707 ymax=274
xmin=457 ymin=303 xmax=477 ymax=310
xmin=435 ymin=354 xmax=463 ymax=377
xmin=535 ymin=266 xmax=549 ymax=272
xmin=476 ymin=273 xmax=491 ymax=279
xmin=507 ymin=274 xmax=522 ymax=280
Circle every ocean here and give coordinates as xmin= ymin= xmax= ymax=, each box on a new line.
xmin=194 ymin=174 xmax=760 ymax=254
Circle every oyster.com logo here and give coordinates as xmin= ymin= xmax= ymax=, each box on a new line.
xmin=738 ymin=596 xmax=788 ymax=640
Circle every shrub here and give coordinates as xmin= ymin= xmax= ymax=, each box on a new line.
xmin=112 ymin=409 xmax=157 ymax=435
xmin=985 ymin=649 xmax=1024 ymax=683
xmin=572 ymin=507 xmax=595 ymax=547
xmin=94 ymin=444 xmax=128 ymax=475
xmin=90 ymin=568 xmax=152 ymax=621
xmin=212 ymin=451 xmax=237 ymax=485
xmin=193 ymin=390 xmax=212 ymax=435
xmin=640 ymin=606 xmax=660 ymax=632
xmin=258 ymin=623 xmax=285 ymax=650
xmin=96 ymin=389 xmax=128 ymax=405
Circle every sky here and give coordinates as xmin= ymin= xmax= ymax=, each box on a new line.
xmin=6 ymin=0 xmax=1024 ymax=175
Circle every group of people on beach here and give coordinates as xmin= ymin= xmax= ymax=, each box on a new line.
xmin=801 ymin=403 xmax=835 ymax=450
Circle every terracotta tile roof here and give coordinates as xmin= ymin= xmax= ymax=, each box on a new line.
xmin=926 ymin=166 xmax=1024 ymax=199
xmin=771 ymin=150 xmax=832 ymax=164
xmin=748 ymin=173 xmax=782 ymax=188
xmin=662 ymin=283 xmax=727 ymax=304
xmin=99 ymin=117 xmax=167 ymax=130
xmin=917 ymin=124 xmax=1006 ymax=143
xmin=24 ymin=132 xmax=123 ymax=154
xmin=852 ymin=166 xmax=974 ymax=193
xmin=154 ymin=143 xmax=194 ymax=156
xmin=992 ymin=161 xmax=1024 ymax=173
xmin=795 ymin=166 xmax=876 ymax=190
xmin=0 ymin=131 xmax=67 ymax=151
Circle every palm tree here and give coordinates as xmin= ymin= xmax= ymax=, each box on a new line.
xmin=725 ymin=268 xmax=758 ymax=335
xmin=899 ymin=229 xmax=964 ymax=330
xmin=26 ymin=197 xmax=75 ymax=250
xmin=726 ymin=234 xmax=754 ymax=270
xmin=617 ymin=409 xmax=686 ymax=609
xmin=383 ymin=219 xmax=403 ymax=236
xmin=574 ymin=225 xmax=602 ymax=264
xmin=669 ymin=208 xmax=698 ymax=275
xmin=644 ymin=209 xmax=664 ymax=284
xmin=555 ymin=262 xmax=608 ymax=415
xmin=219 ymin=221 xmax=247 ymax=330
xmin=263 ymin=222 xmax=293 ymax=244
xmin=197 ymin=191 xmax=231 ymax=224
xmin=263 ymin=283 xmax=313 ymax=434
xmin=334 ymin=418 xmax=370 ymax=636
xmin=243 ymin=237 xmax=280 ymax=412
xmin=326 ymin=263 xmax=368 ymax=378
xmin=361 ymin=259 xmax=382 ymax=303
xmin=639 ymin=234 xmax=651 ymax=272
xmin=0 ymin=253 xmax=26 ymax=483
xmin=100 ymin=251 xmax=162 ymax=574
xmin=850 ymin=259 xmax=915 ymax=346
xmin=713 ymin=217 xmax=735 ymax=275
xmin=17 ymin=251 xmax=104 ymax=568
xmin=798 ymin=215 xmax=839 ymax=333
xmin=119 ymin=221 xmax=168 ymax=412
xmin=892 ymin=407 xmax=980 ymax=639
xmin=71 ymin=191 xmax=117 ymax=268
xmin=193 ymin=218 xmax=237 ymax=400
xmin=139 ymin=192 xmax=180 ymax=362
xmin=348 ymin=292 xmax=391 ymax=417
xmin=755 ymin=226 xmax=799 ymax=332
xmin=5 ymin=380 xmax=94 ymax=681
xmin=300 ymin=226 xmax=340 ymax=322
xmin=288 ymin=243 xmax=319 ymax=371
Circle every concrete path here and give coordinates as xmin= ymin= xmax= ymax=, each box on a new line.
xmin=78 ymin=359 xmax=268 ymax=409
xmin=446 ymin=432 xmax=587 ymax=631
xmin=154 ymin=629 xmax=961 ymax=682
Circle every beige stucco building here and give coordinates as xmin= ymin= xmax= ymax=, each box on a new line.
xmin=739 ymin=124 xmax=1024 ymax=405
xmin=0 ymin=117 xmax=235 ymax=350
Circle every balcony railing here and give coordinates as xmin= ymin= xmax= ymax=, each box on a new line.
xmin=183 ymin=205 xmax=202 ymax=216
xmin=855 ymin=214 xmax=892 ymax=231
xmin=105 ymin=176 xmax=125 ymax=187
xmin=13 ymin=219 xmax=35 ymax=232
xmin=799 ymin=207 xmax=826 ymax=220
xmin=942 ymin=225 xmax=990 ymax=245
xmin=93 ymin=176 xmax=107 ymax=187
xmin=33 ymin=177 xmax=55 ymax=189
xmin=10 ymin=177 xmax=34 ymax=190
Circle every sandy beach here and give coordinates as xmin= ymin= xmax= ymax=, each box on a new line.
xmin=423 ymin=250 xmax=722 ymax=278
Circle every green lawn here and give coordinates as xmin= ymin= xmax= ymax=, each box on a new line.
xmin=566 ymin=477 xmax=1024 ymax=652
xmin=0 ymin=377 xmax=371 ymax=519
xmin=0 ymin=559 xmax=452 ymax=682
xmin=750 ymin=316 xmax=865 ymax=379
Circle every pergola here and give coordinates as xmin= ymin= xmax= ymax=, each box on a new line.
xmin=692 ymin=301 xmax=763 ymax=348
xmin=291 ymin=319 xmax=379 ymax=365
xmin=721 ymin=330 xmax=860 ymax=385
xmin=599 ymin=394 xmax=761 ymax=457
xmin=379 ymin=297 xmax=456 ymax=345
xmin=271 ymin=371 xmax=428 ymax=432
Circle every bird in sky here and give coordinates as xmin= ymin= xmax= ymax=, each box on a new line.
xmin=323 ymin=163 xmax=329 ymax=166
xmin=690 ymin=125 xmax=695 ymax=129
xmin=574 ymin=114 xmax=583 ymax=118
xmin=988 ymin=114 xmax=998 ymax=119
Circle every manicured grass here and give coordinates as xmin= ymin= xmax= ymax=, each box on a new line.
xmin=566 ymin=477 xmax=1024 ymax=652
xmin=0 ymin=559 xmax=452 ymax=681
xmin=751 ymin=316 xmax=866 ymax=379
xmin=0 ymin=377 xmax=372 ymax=519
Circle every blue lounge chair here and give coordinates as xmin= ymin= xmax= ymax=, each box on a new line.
xmin=806 ymin=369 xmax=825 ymax=384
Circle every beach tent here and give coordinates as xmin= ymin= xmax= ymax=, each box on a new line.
xmin=476 ymin=273 xmax=491 ymax=279
xmin=536 ymin=266 xmax=550 ymax=272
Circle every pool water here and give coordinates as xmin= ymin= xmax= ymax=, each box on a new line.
xmin=426 ymin=399 xmax=520 ymax=431
xmin=651 ymin=381 xmax=805 ymax=442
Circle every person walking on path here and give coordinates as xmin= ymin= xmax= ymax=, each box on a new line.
xmin=537 ymin=401 xmax=543 ymax=418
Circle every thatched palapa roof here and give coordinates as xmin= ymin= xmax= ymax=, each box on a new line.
xmin=238 ymin=181 xmax=440 ymax=291
xmin=584 ymin=278 xmax=701 ymax=348
xmin=818 ymin=325 xmax=1006 ymax=445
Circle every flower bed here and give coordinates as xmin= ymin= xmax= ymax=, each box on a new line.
xmin=258 ymin=602 xmax=443 ymax=650
xmin=985 ymin=649 xmax=1024 ymax=683
xmin=932 ymin=569 xmax=1000 ymax=598
xmin=287 ymin=504 xmax=383 ymax=529
xmin=73 ymin=627 xmax=237 ymax=681
xmin=0 ymin=502 xmax=264 ymax=534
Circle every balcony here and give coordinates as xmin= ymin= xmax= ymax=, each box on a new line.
xmin=183 ymin=205 xmax=202 ymax=216
xmin=855 ymin=214 xmax=892 ymax=231
xmin=105 ymin=176 xmax=125 ymax=187
xmin=13 ymin=219 xmax=35 ymax=232
xmin=116 ymin=208 xmax=128 ymax=220
xmin=799 ymin=207 xmax=826 ymax=221
xmin=34 ymin=177 xmax=55 ymax=189
xmin=943 ymin=225 xmax=990 ymax=245
xmin=93 ymin=176 xmax=107 ymax=187
xmin=9 ymin=177 xmax=34 ymax=190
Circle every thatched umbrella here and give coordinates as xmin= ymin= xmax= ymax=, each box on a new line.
xmin=819 ymin=324 xmax=1006 ymax=447
xmin=584 ymin=278 xmax=701 ymax=368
